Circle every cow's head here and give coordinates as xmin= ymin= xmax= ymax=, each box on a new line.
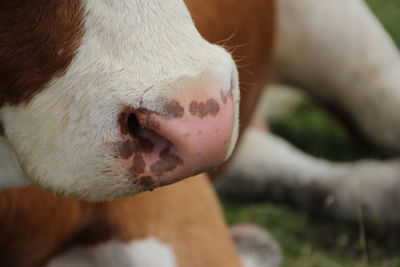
xmin=0 ymin=0 xmax=239 ymax=200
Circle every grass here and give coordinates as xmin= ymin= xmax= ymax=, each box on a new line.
xmin=367 ymin=0 xmax=400 ymax=46
xmin=270 ymin=102 xmax=389 ymax=162
xmin=223 ymin=198 xmax=400 ymax=267
xmin=221 ymin=1 xmax=400 ymax=266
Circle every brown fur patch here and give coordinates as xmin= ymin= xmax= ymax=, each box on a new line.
xmin=0 ymin=176 xmax=243 ymax=267
xmin=109 ymin=175 xmax=243 ymax=267
xmin=0 ymin=1 xmax=84 ymax=106
xmin=0 ymin=186 xmax=93 ymax=267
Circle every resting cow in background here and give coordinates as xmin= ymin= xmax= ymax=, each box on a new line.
xmin=220 ymin=0 xmax=400 ymax=226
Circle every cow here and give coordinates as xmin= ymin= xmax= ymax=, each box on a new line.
xmin=219 ymin=0 xmax=400 ymax=226
xmin=4 ymin=0 xmax=398 ymax=266
xmin=0 ymin=0 xmax=256 ymax=266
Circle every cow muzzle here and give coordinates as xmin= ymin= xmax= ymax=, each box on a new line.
xmin=117 ymin=86 xmax=236 ymax=190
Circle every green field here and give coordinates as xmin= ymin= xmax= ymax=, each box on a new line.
xmin=221 ymin=1 xmax=400 ymax=266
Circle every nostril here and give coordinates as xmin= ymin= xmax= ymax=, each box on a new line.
xmin=115 ymin=89 xmax=235 ymax=184
xmin=117 ymin=110 xmax=183 ymax=179
xmin=119 ymin=111 xmax=175 ymax=157
xmin=125 ymin=113 xmax=154 ymax=154
xmin=127 ymin=113 xmax=142 ymax=138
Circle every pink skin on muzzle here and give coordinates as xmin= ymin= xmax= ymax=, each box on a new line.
xmin=117 ymin=89 xmax=235 ymax=190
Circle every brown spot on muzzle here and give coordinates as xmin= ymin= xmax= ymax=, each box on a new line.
xmin=189 ymin=99 xmax=220 ymax=118
xmin=205 ymin=99 xmax=220 ymax=116
xmin=158 ymin=99 xmax=184 ymax=119
xmin=137 ymin=112 xmax=160 ymax=131
xmin=118 ymin=140 xmax=136 ymax=159
xmin=0 ymin=1 xmax=84 ymax=106
xmin=150 ymin=147 xmax=183 ymax=176
xmin=129 ymin=153 xmax=145 ymax=177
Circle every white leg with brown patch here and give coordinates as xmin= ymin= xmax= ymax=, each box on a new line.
xmin=274 ymin=0 xmax=400 ymax=150
xmin=46 ymin=237 xmax=177 ymax=267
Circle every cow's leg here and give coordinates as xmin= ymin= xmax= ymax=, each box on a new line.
xmin=47 ymin=173 xmax=242 ymax=267
xmin=48 ymin=173 xmax=284 ymax=267
xmin=105 ymin=173 xmax=242 ymax=267
xmin=47 ymin=174 xmax=242 ymax=267
xmin=274 ymin=0 xmax=400 ymax=151
xmin=219 ymin=127 xmax=400 ymax=225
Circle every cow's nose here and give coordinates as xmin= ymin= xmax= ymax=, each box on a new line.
xmin=117 ymin=88 xmax=236 ymax=189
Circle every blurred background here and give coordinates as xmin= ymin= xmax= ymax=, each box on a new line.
xmin=220 ymin=1 xmax=400 ymax=266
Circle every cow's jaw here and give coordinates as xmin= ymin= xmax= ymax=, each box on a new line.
xmin=0 ymin=0 xmax=239 ymax=200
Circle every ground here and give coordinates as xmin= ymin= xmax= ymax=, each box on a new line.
xmin=221 ymin=1 xmax=400 ymax=266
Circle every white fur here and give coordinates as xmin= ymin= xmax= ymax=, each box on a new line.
xmin=46 ymin=237 xmax=177 ymax=267
xmin=274 ymin=0 xmax=400 ymax=150
xmin=0 ymin=0 xmax=239 ymax=200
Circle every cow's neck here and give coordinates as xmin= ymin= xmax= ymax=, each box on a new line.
xmin=0 ymin=187 xmax=94 ymax=267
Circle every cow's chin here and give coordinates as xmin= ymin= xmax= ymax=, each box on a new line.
xmin=23 ymin=129 xmax=236 ymax=202
xmin=32 ymin=154 xmax=230 ymax=202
